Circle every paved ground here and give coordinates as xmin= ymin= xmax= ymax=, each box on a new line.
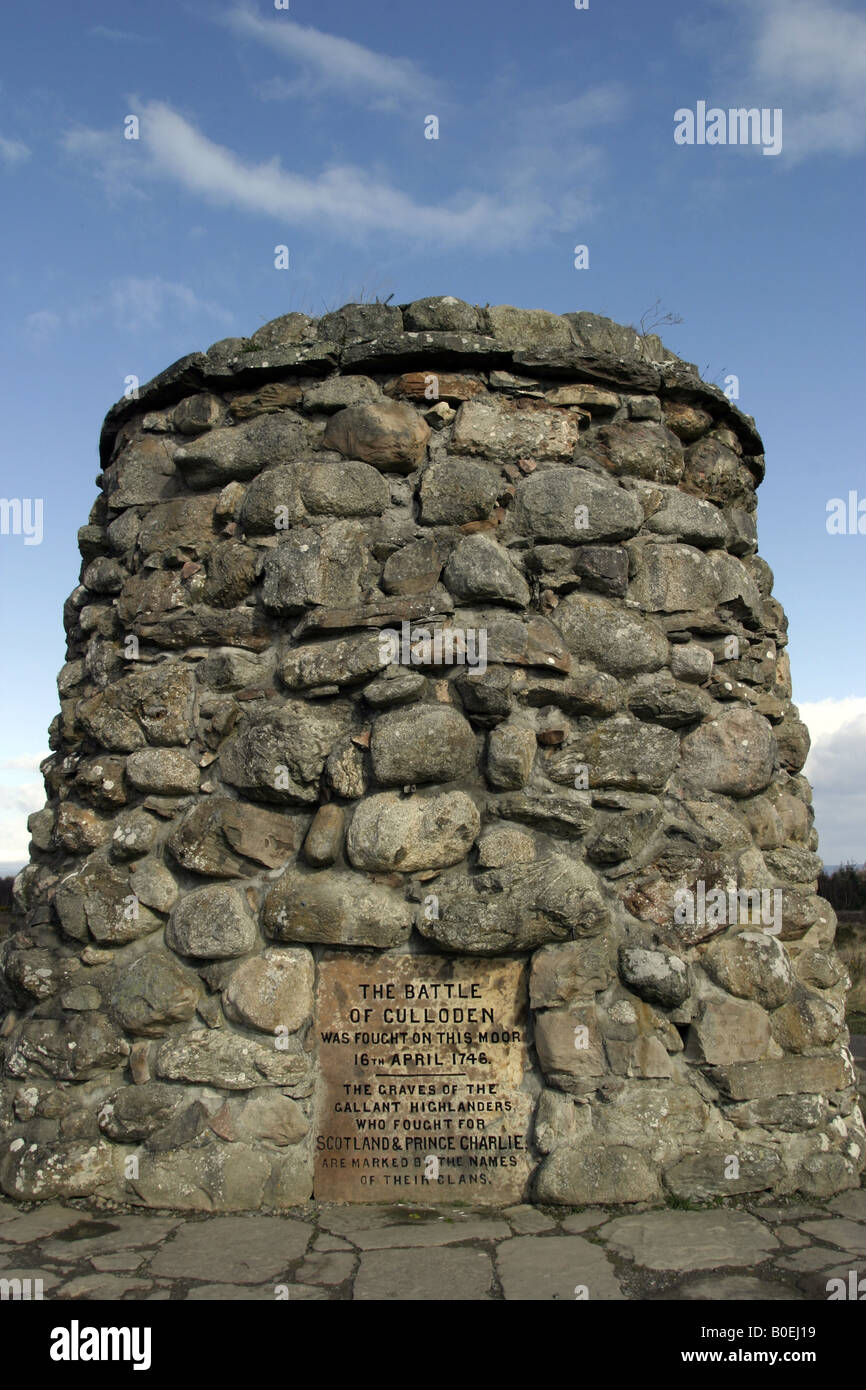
xmin=1 ymin=1188 xmax=865 ymax=1301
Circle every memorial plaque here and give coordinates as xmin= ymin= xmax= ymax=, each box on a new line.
xmin=314 ymin=953 xmax=533 ymax=1203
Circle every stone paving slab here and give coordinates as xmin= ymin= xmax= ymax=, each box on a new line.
xmin=313 ymin=1233 xmax=353 ymax=1252
xmin=295 ymin=1252 xmax=356 ymax=1285
xmin=674 ymin=1275 xmax=803 ymax=1301
xmin=798 ymin=1218 xmax=866 ymax=1255
xmin=502 ymin=1204 xmax=557 ymax=1234
xmin=186 ymin=1284 xmax=279 ymax=1301
xmin=561 ymin=1210 xmax=608 ymax=1234
xmin=776 ymin=1246 xmax=851 ymax=1274
xmin=827 ymin=1190 xmax=866 ymax=1221
xmin=0 ymin=1205 xmax=86 ymax=1243
xmin=597 ymin=1210 xmax=780 ymax=1273
xmin=58 ymin=1274 xmax=153 ymax=1299
xmin=746 ymin=1203 xmax=828 ymax=1224
xmin=0 ymin=1190 xmax=861 ymax=1300
xmin=91 ymin=1252 xmax=148 ymax=1272
xmin=775 ymin=1227 xmax=809 ymax=1249
xmin=39 ymin=1216 xmax=181 ymax=1260
xmin=147 ymin=1215 xmax=310 ymax=1282
xmin=316 ymin=1205 xmax=420 ymax=1235
xmin=496 ymin=1234 xmax=624 ymax=1301
xmin=354 ymin=1247 xmax=494 ymax=1301
xmin=349 ymin=1219 xmax=512 ymax=1250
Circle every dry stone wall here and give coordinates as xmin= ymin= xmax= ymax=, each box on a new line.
xmin=1 ymin=297 xmax=863 ymax=1209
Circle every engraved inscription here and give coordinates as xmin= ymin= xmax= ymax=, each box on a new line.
xmin=314 ymin=953 xmax=533 ymax=1203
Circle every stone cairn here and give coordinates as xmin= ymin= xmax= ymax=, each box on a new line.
xmin=1 ymin=297 xmax=862 ymax=1210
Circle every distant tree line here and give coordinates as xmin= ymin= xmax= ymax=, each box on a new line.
xmin=0 ymin=876 xmax=14 ymax=909
xmin=819 ymin=863 xmax=866 ymax=913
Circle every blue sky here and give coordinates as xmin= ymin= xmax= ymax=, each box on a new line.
xmin=1 ymin=0 xmax=864 ymax=867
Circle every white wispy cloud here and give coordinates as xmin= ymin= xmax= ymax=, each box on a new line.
xmin=223 ymin=7 xmax=438 ymax=108
xmin=0 ymin=753 xmax=47 ymax=865
xmin=0 ymin=755 xmax=48 ymax=773
xmin=753 ymin=0 xmax=866 ymax=157
xmin=61 ymin=123 xmax=150 ymax=205
xmin=0 ymin=134 xmax=30 ymax=166
xmin=719 ymin=0 xmax=866 ymax=159
xmin=488 ymin=81 xmax=627 ymax=226
xmin=62 ymin=100 xmax=557 ymax=248
xmin=24 ymin=276 xmax=230 ymax=345
xmin=24 ymin=310 xmax=62 ymax=344
xmin=549 ymin=85 xmax=630 ymax=128
xmin=0 ymin=784 xmax=42 ymax=864
xmin=90 ymin=25 xmax=152 ymax=43
xmin=800 ymin=697 xmax=866 ymax=864
xmin=800 ymin=697 xmax=866 ymax=744
xmin=104 ymin=276 xmax=232 ymax=334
